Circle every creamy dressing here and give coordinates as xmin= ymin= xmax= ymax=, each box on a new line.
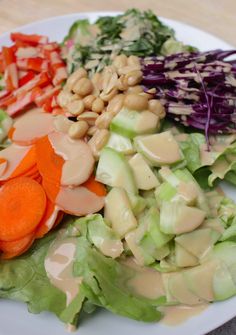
xmin=12 ymin=109 xmax=55 ymax=144
xmin=56 ymin=185 xmax=105 ymax=216
xmin=177 ymin=181 xmax=199 ymax=203
xmin=0 ymin=144 xmax=31 ymax=180
xmin=45 ymin=235 xmax=82 ymax=306
xmin=99 ymin=238 xmax=123 ymax=259
xmin=160 ymin=304 xmax=208 ymax=326
xmin=122 ymin=257 xmax=165 ymax=299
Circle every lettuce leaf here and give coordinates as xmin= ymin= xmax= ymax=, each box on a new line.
xmin=0 ymin=230 xmax=83 ymax=326
xmin=73 ymin=235 xmax=163 ymax=322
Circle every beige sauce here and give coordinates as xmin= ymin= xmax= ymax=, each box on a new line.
xmin=122 ymin=258 xmax=165 ymax=299
xmin=200 ymin=144 xmax=214 ymax=166
xmin=140 ymin=132 xmax=181 ymax=165
xmin=13 ymin=109 xmax=54 ymax=144
xmin=174 ymin=133 xmax=189 ymax=142
xmin=160 ymin=304 xmax=208 ymax=326
xmin=99 ymin=239 xmax=123 ymax=259
xmin=0 ymin=144 xmax=31 ymax=180
xmin=211 ymin=158 xmax=229 ymax=176
xmin=177 ymin=181 xmax=199 ymax=204
xmin=45 ymin=235 xmax=81 ymax=306
xmin=56 ymin=185 xmax=104 ymax=216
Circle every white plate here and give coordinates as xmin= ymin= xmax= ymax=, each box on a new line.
xmin=0 ymin=11 xmax=235 ymax=335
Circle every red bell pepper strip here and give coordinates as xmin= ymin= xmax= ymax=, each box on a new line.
xmin=0 ymin=93 xmax=16 ymax=108
xmin=17 ymin=57 xmax=48 ymax=72
xmin=19 ymin=71 xmax=36 ymax=87
xmin=13 ymin=72 xmax=51 ymax=97
xmin=2 ymin=46 xmax=19 ymax=91
xmin=7 ymin=86 xmax=42 ymax=116
xmin=10 ymin=32 xmax=49 ymax=45
xmin=0 ymin=53 xmax=4 ymax=73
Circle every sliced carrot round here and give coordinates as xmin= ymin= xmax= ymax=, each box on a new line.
xmin=83 ymin=175 xmax=107 ymax=197
xmin=0 ymin=177 xmax=46 ymax=241
xmin=11 ymin=109 xmax=55 ymax=146
xmin=9 ymin=145 xmax=36 ymax=179
xmin=0 ymin=232 xmax=35 ymax=259
xmin=35 ymin=200 xmax=59 ymax=238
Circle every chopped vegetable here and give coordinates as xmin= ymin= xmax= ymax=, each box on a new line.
xmin=0 ymin=177 xmax=46 ymax=241
xmin=0 ymin=232 xmax=35 ymax=259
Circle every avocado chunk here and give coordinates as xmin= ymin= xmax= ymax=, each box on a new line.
xmin=134 ymin=131 xmax=182 ymax=166
xmin=129 ymin=153 xmax=160 ymax=190
xmin=106 ymin=132 xmax=134 ymax=154
xmin=175 ymin=228 xmax=220 ymax=259
xmin=160 ymin=201 xmax=206 ymax=235
xmin=105 ymin=187 xmax=137 ymax=238
xmin=96 ymin=147 xmax=137 ymax=194
xmin=213 ymin=262 xmax=236 ymax=301
xmin=175 ymin=243 xmax=199 ymax=267
xmin=168 ymin=272 xmax=204 ymax=305
xmin=110 ymin=107 xmax=159 ymax=138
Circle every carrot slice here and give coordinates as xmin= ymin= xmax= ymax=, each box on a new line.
xmin=36 ymin=135 xmax=64 ymax=198
xmin=0 ymin=232 xmax=35 ymax=259
xmin=55 ymin=185 xmax=105 ymax=216
xmin=83 ymin=175 xmax=107 ymax=197
xmin=0 ymin=177 xmax=46 ymax=241
xmin=9 ymin=145 xmax=36 ymax=179
xmin=11 ymin=110 xmax=55 ymax=145
xmin=35 ymin=200 xmax=59 ymax=238
xmin=0 ymin=158 xmax=8 ymax=176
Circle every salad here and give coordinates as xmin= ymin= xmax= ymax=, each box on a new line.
xmin=0 ymin=8 xmax=236 ymax=332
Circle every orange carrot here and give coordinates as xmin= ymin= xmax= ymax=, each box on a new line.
xmin=0 ymin=177 xmax=46 ymax=241
xmin=8 ymin=127 xmax=15 ymax=141
xmin=0 ymin=232 xmax=35 ymax=259
xmin=35 ymin=199 xmax=58 ymax=238
xmin=83 ymin=175 xmax=107 ymax=197
xmin=36 ymin=135 xmax=64 ymax=200
xmin=9 ymin=145 xmax=37 ymax=179
xmin=0 ymin=158 xmax=7 ymax=176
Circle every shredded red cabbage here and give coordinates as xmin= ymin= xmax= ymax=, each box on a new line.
xmin=141 ymin=50 xmax=236 ymax=137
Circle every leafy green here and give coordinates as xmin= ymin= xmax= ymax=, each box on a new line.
xmin=0 ymin=231 xmax=83 ymax=326
xmin=63 ymin=9 xmax=195 ymax=74
xmin=73 ymin=237 xmax=163 ymax=322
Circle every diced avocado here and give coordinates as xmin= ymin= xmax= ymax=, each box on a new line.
xmin=183 ymin=261 xmax=218 ymax=301
xmin=87 ymin=214 xmax=123 ymax=259
xmin=160 ymin=201 xmax=206 ymax=235
xmin=168 ymin=272 xmax=204 ymax=305
xmin=106 ymin=132 xmax=134 ymax=154
xmin=175 ymin=228 xmax=220 ymax=259
xmin=125 ymin=230 xmax=155 ymax=266
xmin=110 ymin=107 xmax=159 ymax=138
xmin=139 ymin=234 xmax=170 ymax=261
xmin=105 ymin=187 xmax=137 ymax=238
xmin=127 ymin=193 xmax=147 ymax=215
xmin=134 ymin=131 xmax=183 ymax=166
xmin=96 ymin=147 xmax=137 ymax=194
xmin=175 ymin=243 xmax=199 ymax=267
xmin=213 ymin=263 xmax=236 ymax=301
xmin=129 ymin=153 xmax=160 ymax=190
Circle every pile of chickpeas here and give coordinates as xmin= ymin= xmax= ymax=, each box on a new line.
xmin=57 ymin=54 xmax=166 ymax=158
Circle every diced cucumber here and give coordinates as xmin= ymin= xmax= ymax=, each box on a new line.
xmin=213 ymin=263 xmax=236 ymax=301
xmin=110 ymin=107 xmax=159 ymax=138
xmin=175 ymin=228 xmax=220 ymax=259
xmin=106 ymin=132 xmax=134 ymax=154
xmin=129 ymin=153 xmax=160 ymax=190
xmin=105 ymin=187 xmax=137 ymax=238
xmin=134 ymin=131 xmax=183 ymax=166
xmin=96 ymin=147 xmax=137 ymax=194
xmin=127 ymin=193 xmax=147 ymax=215
xmin=175 ymin=243 xmax=199 ymax=267
xmin=160 ymin=201 xmax=206 ymax=235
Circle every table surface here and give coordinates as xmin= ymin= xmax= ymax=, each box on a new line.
xmin=0 ymin=0 xmax=235 ymax=334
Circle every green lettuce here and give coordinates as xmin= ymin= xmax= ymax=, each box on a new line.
xmin=0 ymin=230 xmax=84 ymax=326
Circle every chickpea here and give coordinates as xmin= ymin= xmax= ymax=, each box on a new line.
xmin=68 ymin=121 xmax=89 ymax=139
xmin=107 ymin=94 xmax=125 ymax=116
xmin=127 ymin=85 xmax=143 ymax=94
xmin=57 ymin=90 xmax=76 ymax=108
xmin=113 ymin=54 xmax=128 ymax=69
xmin=100 ymin=88 xmax=118 ymax=102
xmin=148 ymin=99 xmax=166 ymax=119
xmin=117 ymin=75 xmax=128 ymax=91
xmin=66 ymin=99 xmax=85 ymax=116
xmin=83 ymin=95 xmax=96 ymax=110
xmin=77 ymin=111 xmax=99 ymax=126
xmin=92 ymin=97 xmax=105 ymax=114
xmin=127 ymin=55 xmax=140 ymax=67
xmin=88 ymin=129 xmax=110 ymax=157
xmin=64 ymin=68 xmax=87 ymax=91
xmin=124 ymin=94 xmax=148 ymax=111
xmin=72 ymin=78 xmax=93 ymax=96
